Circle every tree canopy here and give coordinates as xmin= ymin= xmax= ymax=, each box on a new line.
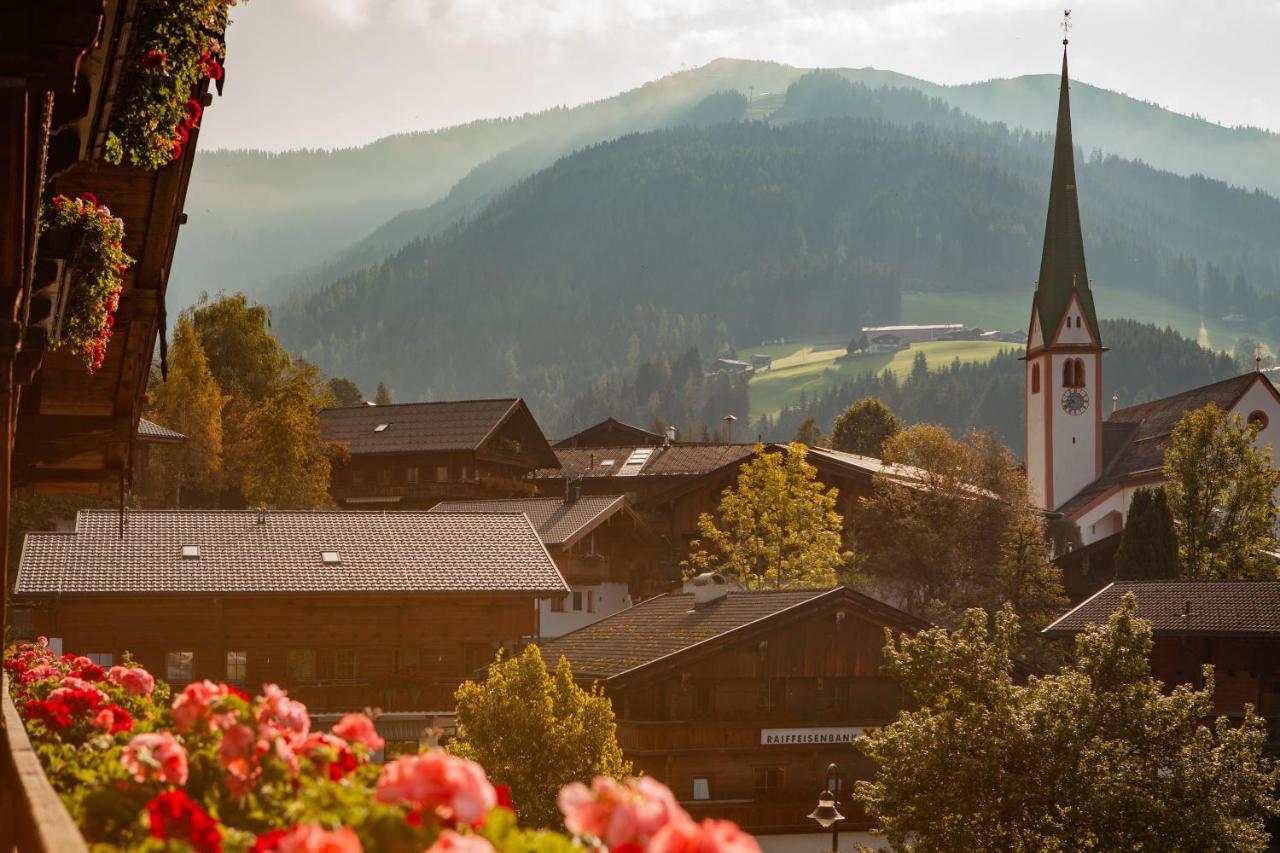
xmin=682 ymin=443 xmax=850 ymax=589
xmin=450 ymin=645 xmax=630 ymax=829
xmin=1113 ymin=487 xmax=1179 ymax=580
xmin=148 ymin=315 xmax=226 ymax=506
xmin=854 ymin=596 xmax=1279 ymax=851
xmin=829 ymin=397 xmax=902 ymax=457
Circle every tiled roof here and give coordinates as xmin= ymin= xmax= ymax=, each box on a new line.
xmin=1043 ymin=580 xmax=1280 ymax=637
xmin=555 ymin=418 xmax=664 ymax=448
xmin=532 ymin=444 xmax=757 ymax=480
xmin=319 ymin=398 xmax=522 ymax=456
xmin=430 ymin=495 xmax=627 ymax=547
xmin=17 ymin=509 xmax=567 ymax=596
xmin=136 ymin=418 xmax=187 ymax=443
xmin=1059 ymin=373 xmax=1262 ymax=516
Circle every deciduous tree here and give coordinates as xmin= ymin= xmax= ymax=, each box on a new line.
xmin=450 ymin=645 xmax=630 ymax=829
xmin=1163 ymin=404 xmax=1279 ymax=579
xmin=148 ymin=316 xmax=226 ymax=506
xmin=241 ymin=363 xmax=336 ymax=509
xmin=830 ymin=397 xmax=902 ymax=457
xmin=1113 ymin=487 xmax=1179 ymax=580
xmin=327 ymin=377 xmax=364 ymax=407
xmin=683 ymin=443 xmax=850 ymax=589
xmin=855 ymin=596 xmax=1279 ymax=851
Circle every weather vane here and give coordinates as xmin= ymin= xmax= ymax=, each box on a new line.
xmin=1061 ymin=9 xmax=1072 ymax=46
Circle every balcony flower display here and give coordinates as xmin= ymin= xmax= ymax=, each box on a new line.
xmin=4 ymin=639 xmax=759 ymax=852
xmin=104 ymin=0 xmax=239 ymax=169
xmin=40 ymin=194 xmax=134 ymax=372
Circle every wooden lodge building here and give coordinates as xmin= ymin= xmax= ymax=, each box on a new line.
xmin=319 ymin=398 xmax=559 ymax=509
xmin=429 ymin=494 xmax=668 ymax=637
xmin=12 ymin=508 xmax=568 ymax=738
xmin=540 ymin=578 xmax=930 ymax=841
xmin=1044 ymin=580 xmax=1280 ymax=751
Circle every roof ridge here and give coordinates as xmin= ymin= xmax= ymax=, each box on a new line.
xmin=1110 ymin=372 xmax=1257 ymax=421
xmin=319 ymin=397 xmax=519 ymax=414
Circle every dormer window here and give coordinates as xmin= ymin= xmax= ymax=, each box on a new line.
xmin=181 ymin=545 xmax=200 ymax=559
xmin=321 ymin=551 xmax=341 ymax=565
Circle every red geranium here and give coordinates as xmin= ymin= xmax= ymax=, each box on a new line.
xmin=24 ymin=686 xmax=105 ymax=731
xmin=72 ymin=661 xmax=105 ymax=682
xmin=141 ymin=50 xmax=167 ymax=69
xmin=250 ymin=828 xmax=289 ymax=852
xmin=147 ymin=790 xmax=222 ymax=853
xmin=184 ymin=98 xmax=204 ymax=128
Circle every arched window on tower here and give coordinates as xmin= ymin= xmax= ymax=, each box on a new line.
xmin=1063 ymin=358 xmax=1086 ymax=388
xmin=1031 ymin=364 xmax=1041 ymax=394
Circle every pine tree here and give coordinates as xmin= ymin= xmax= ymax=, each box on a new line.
xmin=374 ymin=382 xmax=393 ymax=405
xmin=683 ymin=443 xmax=851 ymax=589
xmin=241 ymin=363 xmax=335 ymax=509
xmin=450 ymin=645 xmax=631 ymax=828
xmin=794 ymin=415 xmax=824 ymax=447
xmin=830 ymin=397 xmax=902 ymax=457
xmin=149 ymin=316 xmax=227 ymax=506
xmin=327 ymin=377 xmax=364 ymax=407
xmin=1164 ymin=404 xmax=1279 ymax=579
xmin=1113 ymin=487 xmax=1179 ymax=580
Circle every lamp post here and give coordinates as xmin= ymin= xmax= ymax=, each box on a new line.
xmin=807 ymin=764 xmax=844 ymax=852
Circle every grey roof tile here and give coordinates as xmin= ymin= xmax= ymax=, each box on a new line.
xmin=1043 ymin=580 xmax=1280 ymax=637
xmin=319 ymin=398 xmax=520 ymax=455
xmin=430 ymin=495 xmax=626 ymax=546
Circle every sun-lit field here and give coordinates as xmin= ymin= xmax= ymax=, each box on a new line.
xmin=748 ymin=338 xmax=1013 ymax=419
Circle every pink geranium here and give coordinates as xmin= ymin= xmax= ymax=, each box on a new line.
xmin=267 ymin=824 xmax=363 ymax=853
xmin=173 ymin=680 xmax=234 ymax=733
xmin=260 ymin=684 xmax=311 ymax=741
xmin=375 ymin=752 xmax=497 ymax=824
xmin=122 ymin=732 xmax=189 ymax=786
xmin=331 ymin=714 xmax=384 ymax=752
xmin=426 ymin=830 xmax=495 ymax=853
xmin=559 ymin=776 xmax=690 ymax=848
xmin=109 ymin=665 xmax=155 ymax=697
xmin=649 ymin=818 xmax=761 ymax=853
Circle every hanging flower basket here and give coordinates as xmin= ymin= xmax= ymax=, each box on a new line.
xmin=103 ymin=0 xmax=240 ymax=169
xmin=39 ymin=194 xmax=135 ymax=372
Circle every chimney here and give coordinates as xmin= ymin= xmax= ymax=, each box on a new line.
xmin=565 ymin=475 xmax=580 ymax=505
xmin=665 ymin=425 xmax=677 ymax=447
xmin=722 ymin=413 xmax=737 ymax=443
xmin=691 ymin=572 xmax=729 ymax=606
xmin=256 ymin=508 xmax=267 ymax=526
xmin=1111 ymin=394 xmax=1118 ymax=415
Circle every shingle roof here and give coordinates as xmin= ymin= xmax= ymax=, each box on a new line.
xmin=429 ymin=495 xmax=628 ymax=547
xmin=318 ymin=398 xmax=529 ymax=456
xmin=136 ymin=418 xmax=187 ymax=443
xmin=555 ymin=418 xmax=664 ymax=448
xmin=532 ymin=444 xmax=757 ymax=480
xmin=1043 ymin=580 xmax=1280 ymax=637
xmin=17 ymin=509 xmax=567 ymax=596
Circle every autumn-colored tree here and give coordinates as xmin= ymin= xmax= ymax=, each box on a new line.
xmin=450 ymin=645 xmax=631 ymax=829
xmin=241 ymin=362 xmax=336 ymax=509
xmin=374 ymin=382 xmax=393 ymax=406
xmin=1163 ymin=404 xmax=1279 ymax=579
xmin=148 ymin=315 xmax=226 ymax=506
xmin=793 ymin=415 xmax=825 ymax=447
xmin=1113 ymin=487 xmax=1179 ymax=580
xmin=190 ymin=292 xmax=289 ymax=403
xmin=855 ymin=597 xmax=1279 ymax=851
xmin=854 ymin=425 xmax=1063 ymax=640
xmin=683 ymin=443 xmax=850 ymax=589
xmin=829 ymin=397 xmax=902 ymax=457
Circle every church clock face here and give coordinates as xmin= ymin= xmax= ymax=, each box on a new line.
xmin=1061 ymin=387 xmax=1089 ymax=415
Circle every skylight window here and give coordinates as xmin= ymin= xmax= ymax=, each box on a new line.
xmin=617 ymin=447 xmax=654 ymax=477
xmin=373 ymin=423 xmax=390 ymax=433
xmin=599 ymin=459 xmax=614 ymax=466
xmin=180 ymin=545 xmax=200 ymax=559
xmin=321 ymin=551 xmax=341 ymax=565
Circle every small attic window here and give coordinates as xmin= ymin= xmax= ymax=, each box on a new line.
xmin=321 ymin=551 xmax=341 ymax=565
xmin=181 ymin=545 xmax=200 ymax=559
xmin=373 ymin=423 xmax=390 ymax=433
xmin=599 ymin=459 xmax=615 ymax=466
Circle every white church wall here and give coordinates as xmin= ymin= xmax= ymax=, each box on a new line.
xmin=1054 ymin=296 xmax=1095 ymax=346
xmin=1027 ymin=356 xmax=1049 ymax=508
xmin=1048 ymin=352 xmax=1099 ymax=508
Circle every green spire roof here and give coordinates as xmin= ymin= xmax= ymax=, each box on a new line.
xmin=1031 ymin=48 xmax=1100 ymax=346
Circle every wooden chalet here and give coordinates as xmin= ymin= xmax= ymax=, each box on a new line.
xmin=1044 ymin=581 xmax=1280 ymax=751
xmin=540 ymin=579 xmax=930 ymax=838
xmin=555 ymin=417 xmax=666 ymax=448
xmin=2 ymin=5 xmax=219 ymax=846
xmin=12 ymin=509 xmax=567 ymax=716
xmin=320 ymin=398 xmax=560 ymax=509
xmin=430 ymin=494 xmax=669 ymax=636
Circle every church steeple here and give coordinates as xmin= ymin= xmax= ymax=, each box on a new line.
xmin=1029 ymin=45 xmax=1100 ymax=347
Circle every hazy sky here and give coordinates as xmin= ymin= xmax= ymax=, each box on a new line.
xmin=199 ymin=0 xmax=1280 ymax=152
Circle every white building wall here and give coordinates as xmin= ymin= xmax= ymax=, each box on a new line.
xmin=1026 ymin=355 xmax=1049 ymax=509
xmin=538 ymin=582 xmax=631 ymax=638
xmin=1048 ymin=351 xmax=1099 ymax=509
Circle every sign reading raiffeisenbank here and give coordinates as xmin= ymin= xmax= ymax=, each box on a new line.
xmin=760 ymin=727 xmax=865 ymax=746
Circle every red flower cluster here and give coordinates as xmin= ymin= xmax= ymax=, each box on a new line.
xmin=200 ymin=50 xmax=224 ymax=81
xmin=147 ymin=789 xmax=222 ymax=853
xmin=24 ymin=686 xmax=108 ymax=732
xmin=141 ymin=49 xmax=167 ymax=70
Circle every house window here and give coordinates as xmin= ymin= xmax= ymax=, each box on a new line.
xmin=587 ymin=590 xmax=595 ymax=613
xmin=463 ymin=644 xmax=492 ymax=676
xmin=1248 ymin=410 xmax=1269 ymax=430
xmin=406 ymin=467 xmax=420 ymax=484
xmin=694 ymin=685 xmax=715 ymax=716
xmin=394 ymin=647 xmax=420 ymax=673
xmin=377 ymin=468 xmax=392 ymax=485
xmin=758 ymin=677 xmax=786 ymax=710
xmin=86 ymin=652 xmax=112 ymax=668
xmin=1031 ymin=363 xmax=1040 ymax=394
xmin=550 ymin=595 xmax=567 ymax=613
xmin=226 ymin=651 xmax=247 ymax=684
xmin=351 ymin=469 xmax=364 ymax=486
xmin=436 ymin=465 xmax=449 ymax=483
xmin=692 ymin=778 xmax=710 ymax=801
xmin=461 ymin=466 xmax=469 ymax=481
xmin=753 ymin=767 xmax=784 ymax=800
xmin=166 ymin=651 xmax=194 ymax=684
xmin=334 ymin=649 xmax=358 ymax=682
xmin=287 ymin=649 xmax=317 ymax=683
xmin=572 ymin=591 xmax=583 ymax=611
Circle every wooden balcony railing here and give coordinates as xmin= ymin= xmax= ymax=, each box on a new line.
xmin=1 ymin=676 xmax=89 ymax=852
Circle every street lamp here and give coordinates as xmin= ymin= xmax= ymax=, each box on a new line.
xmin=807 ymin=764 xmax=844 ymax=852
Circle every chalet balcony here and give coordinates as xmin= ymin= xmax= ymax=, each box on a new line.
xmin=284 ymin=679 xmax=458 ymax=714
xmin=333 ymin=476 xmax=535 ymax=505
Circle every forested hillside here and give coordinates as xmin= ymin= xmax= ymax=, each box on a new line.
xmin=758 ymin=320 xmax=1240 ymax=455
xmin=274 ymin=75 xmax=1280 ymax=425
xmin=173 ymin=58 xmax=1280 ymax=313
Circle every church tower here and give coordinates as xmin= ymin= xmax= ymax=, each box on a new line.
xmin=1025 ymin=36 xmax=1104 ymax=511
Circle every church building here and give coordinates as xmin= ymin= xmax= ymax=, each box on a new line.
xmin=1025 ymin=41 xmax=1280 ymax=552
